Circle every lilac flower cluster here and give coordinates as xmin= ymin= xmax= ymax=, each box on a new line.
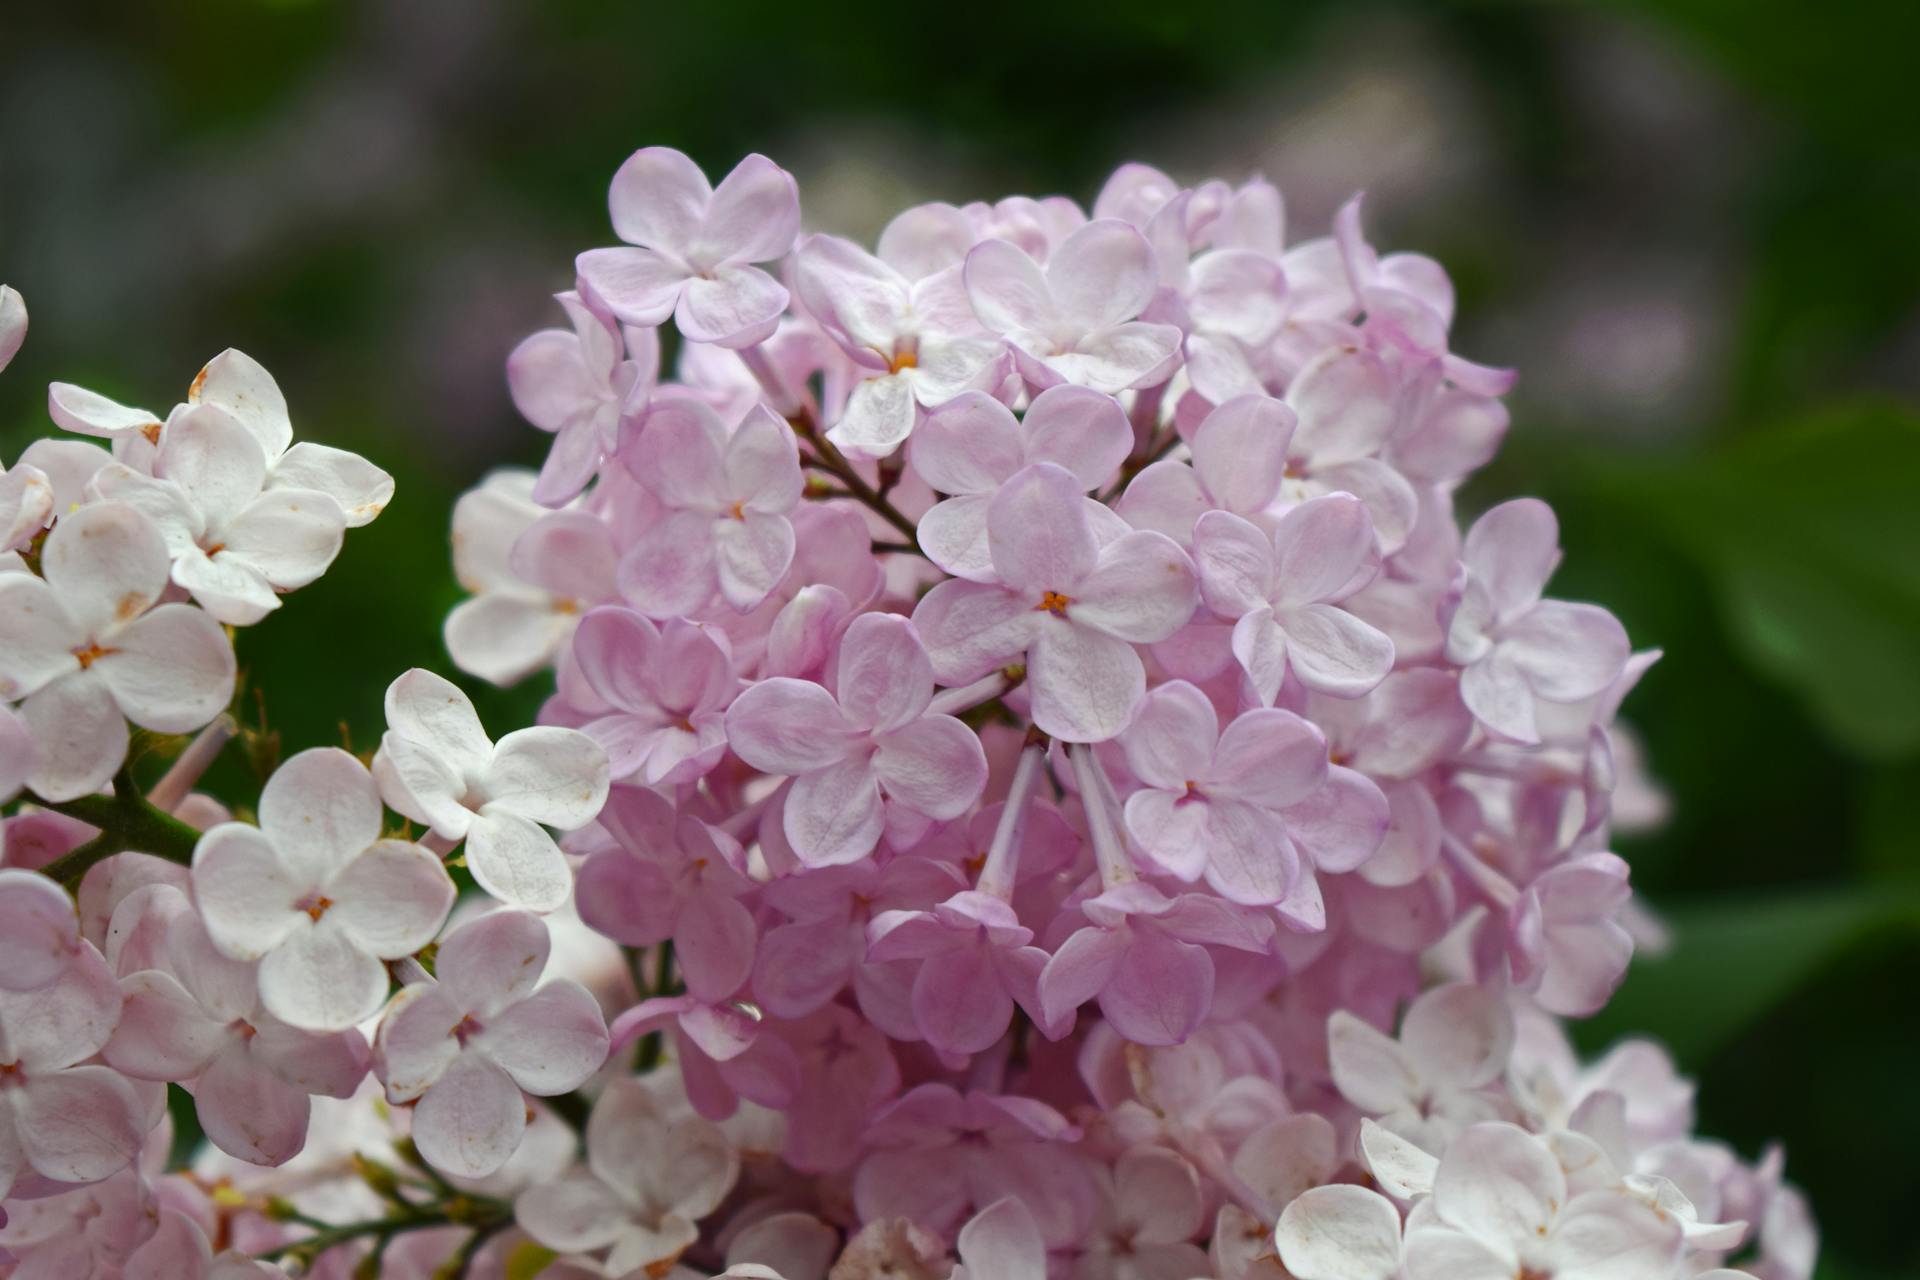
xmin=0 ymin=154 xmax=1815 ymax=1280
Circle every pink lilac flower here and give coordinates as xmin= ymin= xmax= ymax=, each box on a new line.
xmin=103 ymin=884 xmax=370 ymax=1165
xmin=911 ymin=384 xmax=1133 ymax=582
xmin=573 ymin=786 xmax=756 ymax=1002
xmin=1401 ymin=1122 xmax=1683 ymax=1280
xmin=1116 ymin=679 xmax=1329 ymax=903
xmin=0 ymin=501 xmax=235 ymax=800
xmin=374 ymin=667 xmax=610 ymax=912
xmin=514 ymin=1076 xmax=739 ymax=1275
xmin=507 ymin=289 xmax=652 ymax=505
xmin=0 ymin=939 xmax=146 ymax=1195
xmin=793 ymin=233 xmax=1006 ymax=455
xmin=576 ymin=148 xmax=800 ymax=348
xmin=913 ymin=461 xmax=1197 ymax=741
xmin=726 ymin=612 xmax=988 ymax=866
xmin=88 ymin=400 xmax=350 ymax=625
xmin=1193 ymin=492 xmax=1396 ymax=704
xmin=1117 ymin=393 xmax=1297 ymax=546
xmin=568 ymin=605 xmax=736 ymax=787
xmin=444 ymin=472 xmax=618 ymax=686
xmin=375 ymin=909 xmax=609 ymax=1176
xmin=1327 ymin=982 xmax=1514 ymax=1151
xmin=964 ymin=218 xmax=1183 ymax=394
xmin=1445 ymin=498 xmax=1631 ymax=744
xmin=190 ymin=747 xmax=456 ymax=1030
xmin=618 ymin=399 xmax=804 ymax=615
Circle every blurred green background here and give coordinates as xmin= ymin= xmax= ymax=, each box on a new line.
xmin=2 ymin=2 xmax=1915 ymax=1274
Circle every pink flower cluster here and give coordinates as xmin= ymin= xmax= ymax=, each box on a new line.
xmin=0 ymin=154 xmax=1814 ymax=1280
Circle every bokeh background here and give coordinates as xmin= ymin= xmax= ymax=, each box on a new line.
xmin=2 ymin=2 xmax=1915 ymax=1274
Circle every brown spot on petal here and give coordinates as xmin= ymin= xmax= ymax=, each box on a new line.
xmin=140 ymin=421 xmax=163 ymax=446
xmin=190 ymin=364 xmax=210 ymax=400
xmin=116 ymin=591 xmax=147 ymax=621
xmin=73 ymin=641 xmax=117 ymax=669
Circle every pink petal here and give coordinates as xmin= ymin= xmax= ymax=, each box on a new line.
xmin=1027 ymin=621 xmax=1145 ymax=743
xmin=196 ymin=1045 xmax=310 ymax=1165
xmin=1433 ymin=1122 xmax=1567 ymax=1251
xmin=325 ymin=839 xmax=456 ymax=957
xmin=629 ymin=398 xmax=729 ymax=508
xmin=1285 ymin=764 xmax=1389 ymax=874
xmin=698 ymin=153 xmax=800 ymax=265
xmin=988 ymin=462 xmax=1098 ymax=595
xmin=1037 ymin=924 xmax=1126 ymax=1029
xmin=1188 ymin=248 xmax=1289 ymax=345
xmin=1275 ymin=1185 xmax=1404 ymax=1280
xmin=1462 ymin=498 xmax=1559 ymax=622
xmin=268 ymin=442 xmax=393 ymax=529
xmin=873 ymin=714 xmax=987 ymax=820
xmin=1271 ymin=494 xmax=1378 ymax=606
xmin=1281 ymin=602 xmax=1395 ymax=698
xmin=956 ymin=1198 xmax=1048 ymax=1280
xmin=1047 ymin=220 xmax=1156 ymax=332
xmin=728 ymin=404 xmax=805 ymax=513
xmin=726 ymin=677 xmax=861 ymax=774
xmin=575 ymin=246 xmax=688 ymax=327
xmin=1123 ymin=790 xmax=1212 ymax=881
xmin=482 ymin=979 xmax=609 ymax=1095
xmin=836 ymin=613 xmax=935 ymax=733
xmin=413 ymin=1052 xmax=527 ymax=1178
xmin=0 ymin=285 xmax=24 ymax=373
xmin=190 ymin=349 xmax=294 ymax=457
xmin=103 ymin=970 xmax=226 ymax=1081
xmin=784 ymin=757 xmax=886 ymax=867
xmin=1193 ymin=510 xmax=1277 ymax=617
xmin=910 ymin=393 xmax=1025 ymax=495
xmin=257 ymin=925 xmax=388 ymax=1031
xmin=1192 ymin=394 xmax=1294 ymax=516
xmin=1327 ymin=1011 xmax=1417 ymax=1114
xmin=607 ymin=146 xmax=710 ymax=249
xmin=1119 ymin=679 xmax=1219 ymax=789
xmin=910 ymin=578 xmax=1037 ymax=685
xmin=0 ymin=870 xmax=80 ymax=992
xmin=1115 ymin=460 xmax=1209 ymax=546
xmin=1071 ymin=530 xmax=1198 ymax=643
xmin=918 ymin=494 xmax=997 ymax=582
xmin=676 ymin=892 xmax=757 ymax=1002
xmin=676 ymin=265 xmax=789 ymax=348
xmin=964 ymin=238 xmax=1058 ymax=338
xmin=1504 ymin=602 xmax=1630 ymax=702
xmin=1401 ymin=983 xmax=1514 ymax=1091
xmin=1210 ymin=707 xmax=1327 ymax=807
xmin=1202 ymin=799 xmax=1298 ymax=905
xmin=436 ymin=908 xmax=550 ymax=1015
xmin=912 ymin=944 xmax=1014 ymax=1055
xmin=752 ymin=917 xmax=853 ymax=1018
xmin=1100 ymin=927 xmax=1212 ymax=1046
xmin=15 ymin=1065 xmax=144 ymax=1183
xmin=257 ymin=747 xmax=384 ymax=887
xmin=1286 ymin=345 xmax=1396 ymax=466
xmin=715 ymin=510 xmax=796 ymax=610
xmin=619 ymin=509 xmax=719 ymax=617
xmin=1230 ymin=607 xmax=1289 ymax=707
xmin=47 ymin=381 xmax=162 ymax=441
xmin=1049 ymin=321 xmax=1182 ymax=394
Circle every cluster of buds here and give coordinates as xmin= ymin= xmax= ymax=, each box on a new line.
xmin=0 ymin=150 xmax=1812 ymax=1280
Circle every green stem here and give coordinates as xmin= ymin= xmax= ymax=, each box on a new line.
xmin=256 ymin=1197 xmax=511 ymax=1267
xmin=32 ymin=766 xmax=205 ymax=887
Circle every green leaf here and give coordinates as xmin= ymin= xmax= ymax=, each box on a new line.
xmin=1602 ymin=403 xmax=1920 ymax=759
xmin=1582 ymin=886 xmax=1920 ymax=1063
